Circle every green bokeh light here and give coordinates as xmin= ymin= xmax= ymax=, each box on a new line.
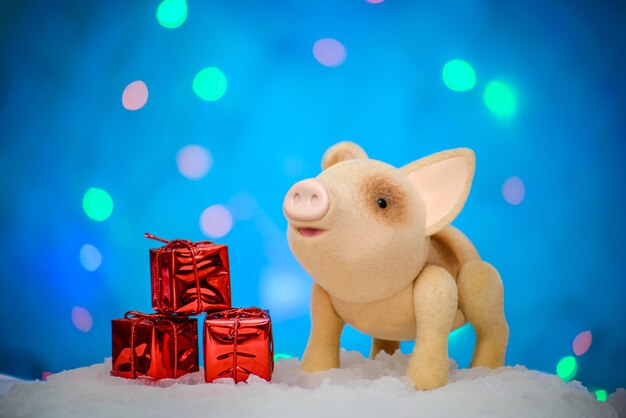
xmin=442 ymin=59 xmax=476 ymax=92
xmin=192 ymin=67 xmax=227 ymax=102
xmin=556 ymin=356 xmax=577 ymax=382
xmin=274 ymin=353 xmax=293 ymax=362
xmin=83 ymin=188 xmax=113 ymax=222
xmin=484 ymin=81 xmax=517 ymax=117
xmin=595 ymin=389 xmax=608 ymax=402
xmin=156 ymin=0 xmax=187 ymax=29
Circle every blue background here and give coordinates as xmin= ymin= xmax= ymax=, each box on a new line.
xmin=1 ymin=0 xmax=624 ymax=393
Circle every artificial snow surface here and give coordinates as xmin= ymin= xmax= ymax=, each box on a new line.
xmin=1 ymin=351 xmax=624 ymax=418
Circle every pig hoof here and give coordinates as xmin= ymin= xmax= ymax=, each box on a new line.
xmin=407 ymin=355 xmax=449 ymax=390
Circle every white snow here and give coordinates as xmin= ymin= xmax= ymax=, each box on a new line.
xmin=1 ymin=350 xmax=623 ymax=418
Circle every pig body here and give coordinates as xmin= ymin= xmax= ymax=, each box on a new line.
xmin=283 ymin=142 xmax=509 ymax=390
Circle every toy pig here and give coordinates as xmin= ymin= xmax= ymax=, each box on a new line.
xmin=283 ymin=142 xmax=509 ymax=390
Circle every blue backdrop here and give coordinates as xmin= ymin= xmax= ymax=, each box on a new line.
xmin=1 ymin=0 xmax=624 ymax=394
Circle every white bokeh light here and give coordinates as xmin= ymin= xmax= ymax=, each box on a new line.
xmin=176 ymin=145 xmax=213 ymax=180
xmin=79 ymin=244 xmax=102 ymax=272
xmin=200 ymin=205 xmax=233 ymax=238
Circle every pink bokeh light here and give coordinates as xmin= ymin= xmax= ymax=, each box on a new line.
xmin=121 ymin=80 xmax=149 ymax=111
xmin=366 ymin=0 xmax=384 ymax=3
xmin=572 ymin=330 xmax=592 ymax=356
xmin=313 ymin=38 xmax=347 ymax=67
xmin=41 ymin=371 xmax=53 ymax=381
xmin=176 ymin=145 xmax=213 ymax=180
xmin=71 ymin=306 xmax=93 ymax=333
xmin=501 ymin=176 xmax=526 ymax=205
xmin=200 ymin=205 xmax=233 ymax=238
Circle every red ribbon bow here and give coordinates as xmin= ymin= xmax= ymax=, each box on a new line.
xmin=145 ymin=233 xmax=214 ymax=314
xmin=124 ymin=311 xmax=186 ymax=378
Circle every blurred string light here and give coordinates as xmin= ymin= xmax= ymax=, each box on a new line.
xmin=484 ymin=81 xmax=517 ymax=117
xmin=156 ymin=0 xmax=187 ymax=29
xmin=193 ymin=67 xmax=227 ymax=101
xmin=556 ymin=356 xmax=577 ymax=381
xmin=71 ymin=307 xmax=93 ymax=333
xmin=83 ymin=188 xmax=113 ymax=221
xmin=442 ymin=59 xmax=476 ymax=92
xmin=200 ymin=205 xmax=233 ymax=238
xmin=313 ymin=38 xmax=347 ymax=67
xmin=176 ymin=145 xmax=212 ymax=180
xmin=121 ymin=80 xmax=148 ymax=111
xmin=501 ymin=176 xmax=525 ymax=205
xmin=573 ymin=330 xmax=592 ymax=356
xmin=79 ymin=244 xmax=102 ymax=272
xmin=274 ymin=353 xmax=293 ymax=361
xmin=595 ymin=389 xmax=608 ymax=402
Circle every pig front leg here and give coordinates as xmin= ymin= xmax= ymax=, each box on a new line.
xmin=301 ymin=283 xmax=345 ymax=372
xmin=407 ymin=265 xmax=458 ymax=390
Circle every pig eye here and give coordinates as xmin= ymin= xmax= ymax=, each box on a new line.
xmin=376 ymin=198 xmax=388 ymax=209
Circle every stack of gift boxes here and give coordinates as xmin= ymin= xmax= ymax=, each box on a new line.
xmin=111 ymin=233 xmax=273 ymax=383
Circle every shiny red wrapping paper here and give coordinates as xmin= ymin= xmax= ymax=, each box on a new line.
xmin=204 ymin=308 xmax=274 ymax=383
xmin=111 ymin=311 xmax=199 ymax=380
xmin=147 ymin=233 xmax=231 ymax=315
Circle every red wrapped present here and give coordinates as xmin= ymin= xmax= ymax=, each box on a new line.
xmin=204 ymin=308 xmax=274 ymax=383
xmin=111 ymin=311 xmax=199 ymax=380
xmin=146 ymin=233 xmax=231 ymax=315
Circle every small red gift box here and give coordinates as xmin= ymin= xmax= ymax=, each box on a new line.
xmin=204 ymin=308 xmax=274 ymax=383
xmin=111 ymin=311 xmax=199 ymax=380
xmin=146 ymin=233 xmax=231 ymax=315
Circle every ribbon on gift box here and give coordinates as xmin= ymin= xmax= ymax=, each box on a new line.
xmin=206 ymin=308 xmax=274 ymax=381
xmin=145 ymin=233 xmax=214 ymax=314
xmin=124 ymin=311 xmax=184 ymax=378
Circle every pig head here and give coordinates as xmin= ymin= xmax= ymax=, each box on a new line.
xmin=284 ymin=144 xmax=473 ymax=303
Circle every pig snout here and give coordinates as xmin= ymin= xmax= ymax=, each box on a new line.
xmin=283 ymin=179 xmax=330 ymax=221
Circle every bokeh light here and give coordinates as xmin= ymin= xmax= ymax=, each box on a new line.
xmin=573 ymin=330 xmax=592 ymax=356
xmin=176 ymin=145 xmax=212 ymax=180
xmin=192 ymin=67 xmax=227 ymax=101
xmin=274 ymin=353 xmax=293 ymax=361
xmin=556 ymin=356 xmax=578 ymax=382
xmin=484 ymin=81 xmax=517 ymax=117
xmin=595 ymin=389 xmax=608 ymax=402
xmin=501 ymin=176 xmax=526 ymax=205
xmin=442 ymin=59 xmax=476 ymax=92
xmin=71 ymin=307 xmax=93 ymax=333
xmin=82 ymin=188 xmax=113 ymax=221
xmin=121 ymin=80 xmax=148 ymax=111
xmin=365 ymin=0 xmax=384 ymax=3
xmin=313 ymin=38 xmax=347 ymax=67
xmin=200 ymin=205 xmax=233 ymax=238
xmin=41 ymin=371 xmax=52 ymax=381
xmin=79 ymin=244 xmax=102 ymax=272
xmin=156 ymin=0 xmax=187 ymax=29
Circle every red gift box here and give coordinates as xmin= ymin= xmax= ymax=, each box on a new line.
xmin=204 ymin=308 xmax=274 ymax=383
xmin=146 ymin=233 xmax=231 ymax=315
xmin=111 ymin=311 xmax=199 ymax=380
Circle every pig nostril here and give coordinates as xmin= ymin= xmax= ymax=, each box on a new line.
xmin=311 ymin=194 xmax=318 ymax=206
xmin=293 ymin=193 xmax=300 ymax=205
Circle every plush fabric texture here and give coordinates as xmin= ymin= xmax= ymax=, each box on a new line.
xmin=284 ymin=142 xmax=509 ymax=390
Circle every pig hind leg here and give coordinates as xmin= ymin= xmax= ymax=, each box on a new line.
xmin=370 ymin=338 xmax=400 ymax=358
xmin=457 ymin=260 xmax=509 ymax=368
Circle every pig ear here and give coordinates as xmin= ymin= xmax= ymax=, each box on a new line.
xmin=400 ymin=148 xmax=475 ymax=236
xmin=321 ymin=142 xmax=368 ymax=171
